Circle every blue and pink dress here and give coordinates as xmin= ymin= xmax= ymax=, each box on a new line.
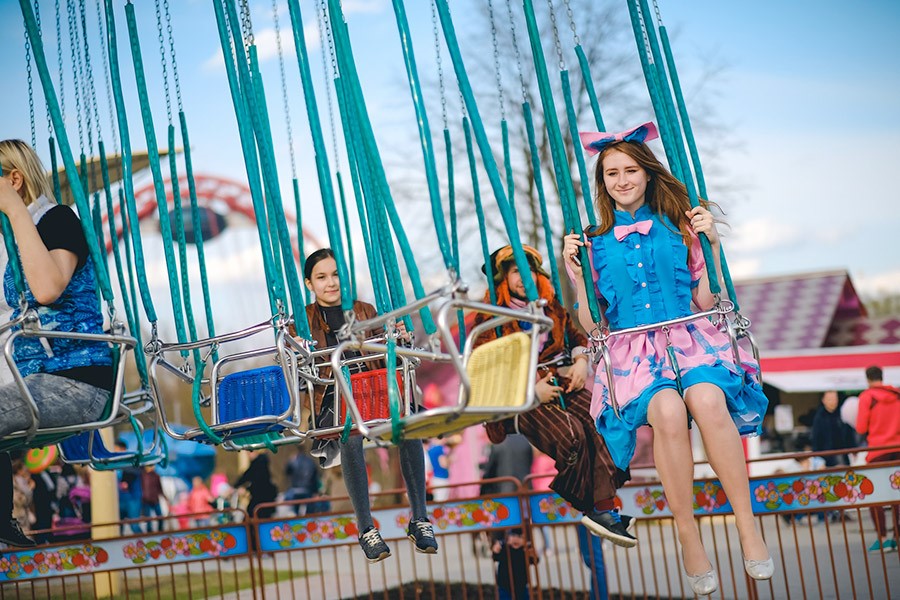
xmin=580 ymin=204 xmax=767 ymax=471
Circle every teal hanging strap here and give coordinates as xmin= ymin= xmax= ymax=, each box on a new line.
xmin=20 ymin=0 xmax=114 ymax=306
xmin=501 ymin=119 xmax=515 ymax=218
xmin=463 ymin=116 xmax=496 ymax=307
xmin=386 ymin=335 xmax=402 ymax=445
xmin=210 ymin=0 xmax=284 ymax=317
xmin=626 ymin=0 xmax=720 ymax=294
xmin=574 ymin=45 xmax=605 ymax=131
xmin=166 ymin=126 xmax=200 ymax=346
xmin=291 ymin=178 xmax=311 ymax=308
xmin=49 ymin=137 xmax=62 ymax=204
xmin=328 ymin=1 xmax=434 ymax=333
xmin=180 ymin=112 xmax=224 ymax=346
xmin=433 ymin=0 xmax=537 ymax=303
xmin=339 ymin=364 xmax=354 ymax=444
xmin=124 ymin=3 xmax=191 ymax=341
xmin=560 ymin=69 xmax=596 ymax=226
xmin=99 ymin=143 xmax=148 ymax=384
xmin=523 ymin=102 xmax=563 ymax=301
xmin=102 ymin=0 xmax=158 ymax=323
xmin=445 ymin=128 xmax=466 ymax=349
xmin=519 ymin=0 xmax=600 ymax=320
xmin=285 ymin=0 xmax=353 ymax=311
xmin=389 ymin=0 xmax=455 ymax=272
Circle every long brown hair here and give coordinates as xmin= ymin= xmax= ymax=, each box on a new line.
xmin=589 ymin=141 xmax=707 ymax=249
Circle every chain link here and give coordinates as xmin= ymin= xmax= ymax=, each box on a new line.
xmin=486 ymin=0 xmax=506 ymax=121
xmin=652 ymin=0 xmax=664 ymax=27
xmin=430 ymin=0 xmax=448 ymax=129
xmin=562 ymin=0 xmax=580 ymax=47
xmin=503 ymin=0 xmax=528 ymax=104
xmin=636 ymin=1 xmax=654 ymax=65
xmin=25 ymin=24 xmax=36 ymax=147
xmin=55 ymin=0 xmax=65 ymax=123
xmin=239 ymin=0 xmax=254 ymax=48
xmin=546 ymin=0 xmax=566 ymax=71
xmin=163 ymin=0 xmax=182 ymax=111
xmin=80 ymin=0 xmax=103 ymax=145
xmin=96 ymin=0 xmax=119 ymax=155
xmin=36 ymin=0 xmax=53 ymax=136
xmin=272 ymin=0 xmax=297 ymax=178
xmin=66 ymin=0 xmax=85 ymax=152
xmin=154 ymin=0 xmax=173 ymax=124
xmin=319 ymin=0 xmax=342 ymax=168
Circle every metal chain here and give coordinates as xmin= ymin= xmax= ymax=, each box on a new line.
xmin=66 ymin=0 xmax=85 ymax=151
xmin=652 ymin=0 xmax=664 ymax=27
xmin=25 ymin=23 xmax=36 ymax=147
xmin=272 ymin=0 xmax=297 ymax=178
xmin=636 ymin=1 xmax=654 ymax=65
xmin=96 ymin=0 xmax=119 ymax=154
xmin=80 ymin=0 xmax=104 ymax=144
xmin=546 ymin=0 xmax=566 ymax=71
xmin=503 ymin=0 xmax=528 ymax=104
xmin=561 ymin=0 xmax=580 ymax=47
xmin=486 ymin=0 xmax=506 ymax=121
xmin=430 ymin=0 xmax=448 ymax=129
xmin=55 ymin=0 xmax=65 ymax=123
xmin=154 ymin=0 xmax=173 ymax=125
xmin=239 ymin=0 xmax=254 ymax=48
xmin=36 ymin=0 xmax=52 ymax=136
xmin=318 ymin=0 xmax=342 ymax=168
xmin=163 ymin=0 xmax=182 ymax=111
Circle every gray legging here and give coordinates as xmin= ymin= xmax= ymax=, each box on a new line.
xmin=340 ymin=436 xmax=428 ymax=531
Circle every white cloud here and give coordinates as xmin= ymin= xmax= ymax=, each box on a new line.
xmin=853 ymin=269 xmax=900 ymax=297
xmin=726 ymin=216 xmax=801 ymax=254
xmin=203 ymin=23 xmax=320 ymax=72
xmin=727 ymin=258 xmax=763 ymax=280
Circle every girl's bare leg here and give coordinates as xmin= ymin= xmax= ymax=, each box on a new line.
xmin=647 ymin=388 xmax=711 ymax=575
xmin=685 ymin=382 xmax=769 ymax=561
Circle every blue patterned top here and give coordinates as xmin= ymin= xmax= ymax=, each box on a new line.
xmin=3 ymin=207 xmax=111 ymax=377
xmin=589 ymin=204 xmax=702 ymax=331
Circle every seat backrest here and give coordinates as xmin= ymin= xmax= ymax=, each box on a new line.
xmin=217 ymin=365 xmax=291 ymax=422
xmin=466 ymin=332 xmax=532 ymax=408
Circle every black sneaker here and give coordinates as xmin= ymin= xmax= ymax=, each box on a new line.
xmin=0 ymin=520 xmax=36 ymax=548
xmin=581 ymin=510 xmax=637 ymax=548
xmin=621 ymin=513 xmax=636 ymax=535
xmin=407 ymin=518 xmax=439 ymax=554
xmin=358 ymin=526 xmax=391 ymax=563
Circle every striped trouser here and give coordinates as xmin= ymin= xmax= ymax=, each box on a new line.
xmin=511 ymin=387 xmax=623 ymax=513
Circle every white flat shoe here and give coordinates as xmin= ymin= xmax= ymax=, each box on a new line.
xmin=744 ymin=555 xmax=775 ymax=580
xmin=686 ymin=567 xmax=718 ymax=596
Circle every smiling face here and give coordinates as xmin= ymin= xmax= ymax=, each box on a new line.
xmin=601 ymin=149 xmax=650 ymax=214
xmin=305 ymin=256 xmax=342 ymax=307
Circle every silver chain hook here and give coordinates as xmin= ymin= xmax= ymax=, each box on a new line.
xmin=545 ymin=0 xmax=566 ymax=71
xmin=503 ymin=0 xmax=528 ymax=105
xmin=652 ymin=0 xmax=664 ymax=26
xmin=25 ymin=24 xmax=36 ymax=148
xmin=486 ymin=0 xmax=506 ymax=121
xmin=66 ymin=0 xmax=85 ymax=153
xmin=318 ymin=0 xmax=342 ymax=171
xmin=163 ymin=0 xmax=182 ymax=112
xmin=635 ymin=1 xmax=654 ymax=65
xmin=80 ymin=0 xmax=103 ymax=146
xmin=561 ymin=0 xmax=580 ymax=47
xmin=96 ymin=0 xmax=120 ymax=156
xmin=239 ymin=0 xmax=254 ymax=48
xmin=430 ymin=0 xmax=449 ymax=129
xmin=273 ymin=0 xmax=297 ymax=179
xmin=153 ymin=0 xmax=173 ymax=125
xmin=55 ymin=0 xmax=65 ymax=123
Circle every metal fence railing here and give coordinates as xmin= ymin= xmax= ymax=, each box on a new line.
xmin=2 ymin=458 xmax=898 ymax=599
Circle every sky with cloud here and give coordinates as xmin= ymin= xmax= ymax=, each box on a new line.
xmin=0 ymin=0 xmax=898 ymax=303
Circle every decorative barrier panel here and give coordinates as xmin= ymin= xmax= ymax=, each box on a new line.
xmin=259 ymin=496 xmax=522 ymax=552
xmin=0 ymin=526 xmax=248 ymax=582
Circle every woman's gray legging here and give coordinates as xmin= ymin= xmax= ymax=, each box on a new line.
xmin=340 ymin=436 xmax=428 ymax=532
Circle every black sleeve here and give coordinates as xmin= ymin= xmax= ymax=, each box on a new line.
xmin=36 ymin=205 xmax=90 ymax=270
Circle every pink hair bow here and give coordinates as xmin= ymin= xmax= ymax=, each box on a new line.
xmin=613 ymin=220 xmax=653 ymax=241
xmin=579 ymin=122 xmax=659 ymax=156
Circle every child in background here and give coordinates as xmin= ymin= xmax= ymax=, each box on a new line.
xmin=492 ymin=528 xmax=537 ymax=600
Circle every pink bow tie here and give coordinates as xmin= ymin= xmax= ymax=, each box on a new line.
xmin=614 ymin=219 xmax=653 ymax=241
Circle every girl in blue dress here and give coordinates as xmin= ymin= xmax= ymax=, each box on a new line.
xmin=562 ymin=123 xmax=773 ymax=595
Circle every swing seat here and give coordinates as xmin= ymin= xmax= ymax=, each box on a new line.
xmin=185 ymin=365 xmax=291 ymax=445
xmin=338 ymin=368 xmax=406 ymax=422
xmin=58 ymin=429 xmax=164 ymax=470
xmin=368 ymin=332 xmax=533 ymax=441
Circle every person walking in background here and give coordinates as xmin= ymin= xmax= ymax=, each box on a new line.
xmin=811 ymin=391 xmax=857 ymax=467
xmin=284 ymin=445 xmax=321 ymax=516
xmin=140 ymin=465 xmax=166 ymax=532
xmin=116 ymin=439 xmax=143 ymax=534
xmin=187 ymin=476 xmax=214 ymax=527
xmin=856 ymin=366 xmax=900 ymax=552
xmin=234 ymin=450 xmax=278 ymax=520
xmin=492 ymin=528 xmax=536 ymax=600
